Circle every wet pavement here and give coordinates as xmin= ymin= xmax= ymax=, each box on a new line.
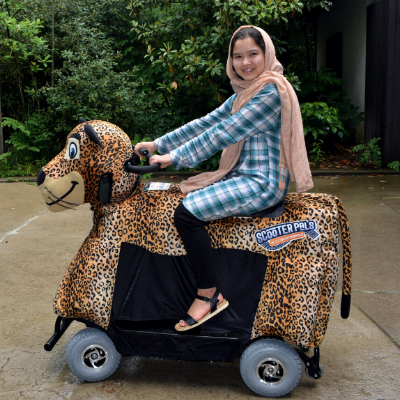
xmin=0 ymin=174 xmax=399 ymax=399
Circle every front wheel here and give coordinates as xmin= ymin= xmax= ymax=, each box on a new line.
xmin=66 ymin=328 xmax=121 ymax=381
xmin=240 ymin=338 xmax=302 ymax=397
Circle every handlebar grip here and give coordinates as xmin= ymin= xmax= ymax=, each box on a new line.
xmin=125 ymin=147 xmax=161 ymax=174
xmin=138 ymin=148 xmax=153 ymax=162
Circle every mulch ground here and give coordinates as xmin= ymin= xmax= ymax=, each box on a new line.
xmin=310 ymin=142 xmax=377 ymax=170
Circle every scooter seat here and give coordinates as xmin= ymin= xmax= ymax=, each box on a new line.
xmin=236 ymin=201 xmax=284 ymax=219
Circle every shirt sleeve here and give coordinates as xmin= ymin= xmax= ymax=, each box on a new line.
xmin=169 ymin=85 xmax=281 ymax=169
xmin=154 ymin=95 xmax=235 ymax=154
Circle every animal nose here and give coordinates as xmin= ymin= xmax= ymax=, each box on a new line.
xmin=37 ymin=168 xmax=46 ymax=186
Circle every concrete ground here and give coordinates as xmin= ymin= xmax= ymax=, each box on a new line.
xmin=0 ymin=175 xmax=399 ymax=400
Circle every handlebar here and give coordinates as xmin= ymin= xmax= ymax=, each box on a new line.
xmin=124 ymin=148 xmax=161 ymax=175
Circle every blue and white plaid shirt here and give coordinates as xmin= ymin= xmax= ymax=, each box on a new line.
xmin=154 ymin=83 xmax=290 ymax=221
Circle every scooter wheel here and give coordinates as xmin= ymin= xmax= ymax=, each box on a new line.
xmin=305 ymin=364 xmax=324 ymax=379
xmin=66 ymin=328 xmax=121 ymax=382
xmin=240 ymin=338 xmax=302 ymax=398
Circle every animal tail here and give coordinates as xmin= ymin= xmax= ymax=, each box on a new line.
xmin=333 ymin=196 xmax=352 ymax=319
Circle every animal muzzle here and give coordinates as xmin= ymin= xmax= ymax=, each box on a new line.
xmin=37 ymin=171 xmax=85 ymax=212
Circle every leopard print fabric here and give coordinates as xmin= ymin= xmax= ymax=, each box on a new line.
xmin=249 ymin=193 xmax=352 ymax=347
xmin=41 ymin=122 xmax=352 ymax=349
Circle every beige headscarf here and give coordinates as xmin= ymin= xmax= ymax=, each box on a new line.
xmin=180 ymin=25 xmax=313 ymax=194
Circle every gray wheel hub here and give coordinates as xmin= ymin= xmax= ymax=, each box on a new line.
xmin=256 ymin=357 xmax=287 ymax=386
xmin=81 ymin=344 xmax=109 ymax=370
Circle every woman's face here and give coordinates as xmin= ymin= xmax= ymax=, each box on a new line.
xmin=232 ymin=36 xmax=265 ymax=81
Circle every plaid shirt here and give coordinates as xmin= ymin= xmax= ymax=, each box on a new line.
xmin=154 ymin=84 xmax=289 ymax=221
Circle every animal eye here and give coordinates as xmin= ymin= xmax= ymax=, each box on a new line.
xmin=65 ymin=138 xmax=80 ymax=160
xmin=69 ymin=143 xmax=78 ymax=159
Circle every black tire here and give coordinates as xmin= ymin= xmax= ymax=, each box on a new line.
xmin=240 ymin=339 xmax=302 ymax=397
xmin=66 ymin=328 xmax=121 ymax=382
xmin=305 ymin=364 xmax=324 ymax=380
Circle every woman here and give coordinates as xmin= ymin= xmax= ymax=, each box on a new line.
xmin=135 ymin=26 xmax=313 ymax=331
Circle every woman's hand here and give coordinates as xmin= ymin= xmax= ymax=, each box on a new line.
xmin=149 ymin=154 xmax=172 ymax=169
xmin=134 ymin=141 xmax=156 ymax=158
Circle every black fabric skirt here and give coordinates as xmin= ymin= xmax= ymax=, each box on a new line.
xmin=108 ymin=243 xmax=268 ymax=360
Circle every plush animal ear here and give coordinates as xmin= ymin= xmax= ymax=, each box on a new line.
xmin=78 ymin=118 xmax=87 ymax=124
xmin=84 ymin=124 xmax=102 ymax=146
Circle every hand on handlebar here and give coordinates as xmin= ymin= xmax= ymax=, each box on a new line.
xmin=134 ymin=142 xmax=156 ymax=158
xmin=149 ymin=154 xmax=172 ymax=169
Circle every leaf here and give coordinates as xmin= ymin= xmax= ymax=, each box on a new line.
xmin=172 ymin=81 xmax=178 ymax=90
xmin=169 ymin=65 xmax=174 ymax=73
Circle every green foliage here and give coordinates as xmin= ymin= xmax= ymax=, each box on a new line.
xmin=284 ymin=70 xmax=302 ymax=93
xmin=0 ymin=0 xmax=339 ymax=176
xmin=0 ymin=1 xmax=49 ymax=66
xmin=129 ymin=107 xmax=189 ymax=141
xmin=301 ymin=102 xmax=344 ymax=139
xmin=353 ymin=138 xmax=382 ymax=168
xmin=0 ymin=151 xmax=46 ymax=178
xmin=2 ymin=114 xmax=56 ymax=155
xmin=1 ymin=0 xmax=156 ymax=168
xmin=126 ymin=0 xmax=333 ymax=133
xmin=301 ymin=102 xmax=344 ymax=166
xmin=299 ymin=67 xmax=364 ymax=140
xmin=2 ymin=118 xmax=40 ymax=152
xmin=34 ymin=2 xmax=154 ymax=137
xmin=41 ymin=46 xmax=148 ymax=134
xmin=308 ymin=139 xmax=325 ymax=165
xmin=0 ymin=0 xmax=50 ymax=119
xmin=0 ymin=152 xmax=12 ymax=172
xmin=387 ymin=160 xmax=400 ymax=171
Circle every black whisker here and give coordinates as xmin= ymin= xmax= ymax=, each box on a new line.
xmin=45 ymin=187 xmax=80 ymax=206
xmin=45 ymin=189 xmax=78 ymax=210
xmin=47 ymin=199 xmax=76 ymax=211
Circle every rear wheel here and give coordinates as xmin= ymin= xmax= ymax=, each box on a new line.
xmin=240 ymin=339 xmax=302 ymax=397
xmin=66 ymin=328 xmax=121 ymax=381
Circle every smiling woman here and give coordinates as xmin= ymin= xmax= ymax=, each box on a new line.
xmin=134 ymin=26 xmax=313 ymax=332
xmin=231 ymin=30 xmax=266 ymax=81
xmin=232 ymin=37 xmax=265 ymax=80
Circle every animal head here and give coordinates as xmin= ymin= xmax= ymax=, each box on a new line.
xmin=37 ymin=120 xmax=139 ymax=212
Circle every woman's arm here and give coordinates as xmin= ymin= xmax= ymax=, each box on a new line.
xmin=154 ymin=95 xmax=235 ymax=154
xmin=168 ymin=85 xmax=281 ymax=169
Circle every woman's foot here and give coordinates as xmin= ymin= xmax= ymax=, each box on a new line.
xmin=178 ymin=288 xmax=224 ymax=328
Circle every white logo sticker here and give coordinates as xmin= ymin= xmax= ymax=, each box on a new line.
xmin=255 ymin=220 xmax=320 ymax=251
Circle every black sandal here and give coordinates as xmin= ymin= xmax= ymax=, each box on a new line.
xmin=175 ymin=289 xmax=229 ymax=332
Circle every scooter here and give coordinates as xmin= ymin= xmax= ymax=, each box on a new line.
xmin=38 ymin=120 xmax=352 ymax=398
